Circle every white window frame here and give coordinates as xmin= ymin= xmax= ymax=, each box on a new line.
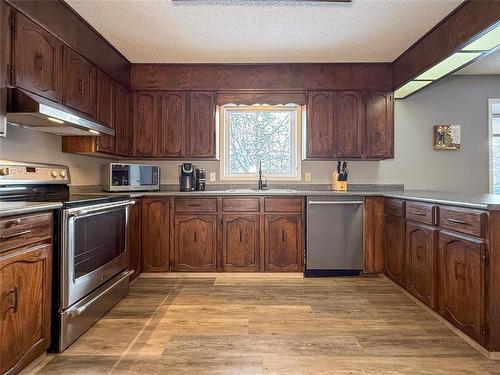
xmin=219 ymin=104 xmax=302 ymax=181
xmin=489 ymin=98 xmax=500 ymax=194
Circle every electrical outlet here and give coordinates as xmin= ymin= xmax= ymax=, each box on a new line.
xmin=209 ymin=172 xmax=216 ymax=182
xmin=305 ymin=172 xmax=311 ymax=182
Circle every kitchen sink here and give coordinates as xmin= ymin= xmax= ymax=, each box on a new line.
xmin=224 ymin=188 xmax=297 ymax=193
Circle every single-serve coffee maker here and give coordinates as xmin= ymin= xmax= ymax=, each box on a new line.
xmin=179 ymin=164 xmax=206 ymax=191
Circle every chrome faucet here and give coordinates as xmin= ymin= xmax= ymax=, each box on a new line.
xmin=257 ymin=161 xmax=267 ymax=190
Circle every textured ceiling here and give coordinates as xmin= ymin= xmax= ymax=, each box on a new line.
xmin=455 ymin=50 xmax=500 ymax=75
xmin=66 ymin=0 xmax=463 ymax=63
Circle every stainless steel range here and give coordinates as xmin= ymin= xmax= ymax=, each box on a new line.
xmin=0 ymin=160 xmax=135 ymax=352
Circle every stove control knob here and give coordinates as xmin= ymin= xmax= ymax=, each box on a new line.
xmin=59 ymin=170 xmax=67 ymax=178
xmin=51 ymin=170 xmax=58 ymax=178
xmin=0 ymin=167 xmax=9 ymax=176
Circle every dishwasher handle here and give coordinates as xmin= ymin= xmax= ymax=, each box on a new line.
xmin=308 ymin=201 xmax=364 ymax=205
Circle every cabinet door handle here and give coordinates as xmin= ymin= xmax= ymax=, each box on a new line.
xmin=7 ymin=285 xmax=19 ymax=313
xmin=239 ymin=230 xmax=242 ymax=242
xmin=447 ymin=218 xmax=469 ymax=226
xmin=78 ymin=78 xmax=84 ymax=94
xmin=411 ymin=211 xmax=425 ymax=216
xmin=35 ymin=53 xmax=43 ymax=71
xmin=282 ymin=229 xmax=285 ymax=242
xmin=1 ymin=229 xmax=31 ymax=239
xmin=455 ymin=261 xmax=464 ymax=279
xmin=194 ymin=231 xmax=197 ymax=242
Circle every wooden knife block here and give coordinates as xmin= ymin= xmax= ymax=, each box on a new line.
xmin=332 ymin=172 xmax=348 ymax=191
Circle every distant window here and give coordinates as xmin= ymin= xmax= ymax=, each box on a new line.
xmin=219 ymin=105 xmax=301 ymax=180
xmin=490 ymin=99 xmax=500 ymax=194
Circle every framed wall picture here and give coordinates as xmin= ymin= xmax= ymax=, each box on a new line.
xmin=434 ymin=125 xmax=461 ymax=150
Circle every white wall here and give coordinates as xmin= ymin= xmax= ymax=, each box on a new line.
xmin=1 ymin=75 xmax=499 ymax=192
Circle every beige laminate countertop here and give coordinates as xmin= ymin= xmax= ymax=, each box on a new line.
xmin=0 ymin=201 xmax=63 ymax=218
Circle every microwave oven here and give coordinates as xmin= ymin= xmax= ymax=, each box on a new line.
xmin=102 ymin=163 xmax=160 ymax=191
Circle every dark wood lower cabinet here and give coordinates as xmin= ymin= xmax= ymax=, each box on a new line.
xmin=141 ymin=198 xmax=169 ymax=272
xmin=439 ymin=231 xmax=485 ymax=344
xmin=406 ymin=221 xmax=438 ymax=309
xmin=173 ymin=215 xmax=217 ymax=272
xmin=0 ymin=242 xmax=52 ymax=375
xmin=264 ymin=214 xmax=303 ymax=272
xmin=383 ymin=214 xmax=405 ymax=286
xmin=222 ymin=214 xmax=260 ymax=272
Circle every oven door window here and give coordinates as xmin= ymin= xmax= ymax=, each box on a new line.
xmin=73 ymin=208 xmax=126 ymax=279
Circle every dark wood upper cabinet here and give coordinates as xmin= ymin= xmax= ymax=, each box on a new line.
xmin=336 ymin=91 xmax=364 ymax=158
xmin=63 ymin=47 xmax=96 ymax=116
xmin=306 ymin=91 xmax=334 ymax=159
xmin=159 ymin=92 xmax=186 ymax=158
xmin=141 ymin=198 xmax=169 ymax=272
xmin=189 ymin=91 xmax=216 ymax=158
xmin=264 ymin=214 xmax=303 ymax=272
xmin=222 ymin=214 xmax=260 ymax=272
xmin=133 ymin=91 xmax=159 ymax=157
xmin=364 ymin=91 xmax=393 ymax=159
xmin=96 ymin=70 xmax=114 ymax=154
xmin=384 ymin=214 xmax=405 ymax=287
xmin=13 ymin=12 xmax=62 ymax=102
xmin=174 ymin=214 xmax=217 ymax=272
xmin=406 ymin=222 xmax=437 ymax=310
xmin=114 ymin=82 xmax=131 ymax=157
xmin=439 ymin=232 xmax=485 ymax=344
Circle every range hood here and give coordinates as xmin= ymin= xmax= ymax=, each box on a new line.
xmin=6 ymin=88 xmax=114 ymax=136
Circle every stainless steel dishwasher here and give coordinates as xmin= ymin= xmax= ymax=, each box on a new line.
xmin=305 ymin=196 xmax=363 ymax=276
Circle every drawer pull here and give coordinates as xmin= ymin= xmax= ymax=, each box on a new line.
xmin=188 ymin=204 xmax=201 ymax=207
xmin=446 ymin=218 xmax=470 ymax=226
xmin=7 ymin=285 xmax=19 ymax=313
xmin=411 ymin=211 xmax=425 ymax=216
xmin=7 ymin=218 xmax=22 ymax=228
xmin=1 ymin=229 xmax=32 ymax=239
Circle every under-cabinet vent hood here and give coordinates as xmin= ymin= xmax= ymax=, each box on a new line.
xmin=6 ymin=88 xmax=114 ymax=136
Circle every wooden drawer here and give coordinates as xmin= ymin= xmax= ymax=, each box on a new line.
xmin=264 ymin=197 xmax=303 ymax=212
xmin=384 ymin=198 xmax=404 ymax=217
xmin=0 ymin=213 xmax=53 ymax=253
xmin=439 ymin=206 xmax=486 ymax=238
xmin=174 ymin=198 xmax=217 ymax=213
xmin=222 ymin=198 xmax=260 ymax=212
xmin=405 ymin=201 xmax=437 ymax=225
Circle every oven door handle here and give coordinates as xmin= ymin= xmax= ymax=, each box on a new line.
xmin=68 ymin=200 xmax=135 ymax=217
xmin=68 ymin=269 xmax=135 ymax=318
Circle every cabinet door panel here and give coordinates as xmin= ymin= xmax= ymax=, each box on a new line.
xmin=406 ymin=222 xmax=437 ymax=309
xmin=364 ymin=91 xmax=393 ymax=159
xmin=336 ymin=91 xmax=364 ymax=158
xmin=0 ymin=243 xmax=51 ymax=375
xmin=384 ymin=215 xmax=405 ymax=287
xmin=133 ymin=91 xmax=159 ymax=157
xmin=306 ymin=91 xmax=333 ymax=159
xmin=63 ymin=47 xmax=96 ymax=116
xmin=142 ymin=199 xmax=169 ymax=272
xmin=189 ymin=92 xmax=216 ymax=158
xmin=174 ymin=215 xmax=217 ymax=271
xmin=222 ymin=215 xmax=259 ymax=272
xmin=264 ymin=214 xmax=302 ymax=272
xmin=439 ymin=232 xmax=485 ymax=344
xmin=96 ymin=70 xmax=114 ymax=154
xmin=159 ymin=92 xmax=186 ymax=157
xmin=14 ymin=13 xmax=62 ymax=102
xmin=114 ymin=83 xmax=131 ymax=157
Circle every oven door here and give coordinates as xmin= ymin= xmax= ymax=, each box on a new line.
xmin=60 ymin=200 xmax=134 ymax=309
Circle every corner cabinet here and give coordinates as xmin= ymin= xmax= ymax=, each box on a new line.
xmin=141 ymin=198 xmax=170 ymax=272
xmin=95 ymin=70 xmax=115 ymax=154
xmin=363 ymin=91 xmax=394 ymax=159
xmin=383 ymin=214 xmax=405 ymax=287
xmin=114 ymin=83 xmax=131 ymax=157
xmin=133 ymin=91 xmax=159 ymax=157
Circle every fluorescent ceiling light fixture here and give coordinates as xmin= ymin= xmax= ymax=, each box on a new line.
xmin=394 ymin=80 xmax=433 ymax=99
xmin=462 ymin=23 xmax=500 ymax=51
xmin=47 ymin=117 xmax=64 ymax=124
xmin=415 ymin=52 xmax=481 ymax=81
xmin=88 ymin=129 xmax=100 ymax=135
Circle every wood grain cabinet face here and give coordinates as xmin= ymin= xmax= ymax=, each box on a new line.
xmin=335 ymin=91 xmax=364 ymax=158
xmin=264 ymin=214 xmax=302 ymax=272
xmin=13 ymin=13 xmax=62 ymax=102
xmin=133 ymin=91 xmax=159 ymax=157
xmin=141 ymin=198 xmax=169 ymax=272
xmin=96 ymin=70 xmax=114 ymax=154
xmin=174 ymin=215 xmax=217 ymax=272
xmin=222 ymin=215 xmax=260 ymax=272
xmin=63 ymin=47 xmax=96 ymax=116
xmin=383 ymin=214 xmax=405 ymax=287
xmin=364 ymin=91 xmax=393 ymax=159
xmin=406 ymin=222 xmax=437 ymax=309
xmin=0 ymin=243 xmax=52 ymax=375
xmin=189 ymin=92 xmax=216 ymax=158
xmin=159 ymin=92 xmax=186 ymax=157
xmin=306 ymin=91 xmax=333 ymax=159
xmin=128 ymin=201 xmax=142 ymax=279
xmin=114 ymin=83 xmax=131 ymax=157
xmin=438 ymin=232 xmax=485 ymax=344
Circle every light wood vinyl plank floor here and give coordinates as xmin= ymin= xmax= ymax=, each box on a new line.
xmin=27 ymin=274 xmax=500 ymax=375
